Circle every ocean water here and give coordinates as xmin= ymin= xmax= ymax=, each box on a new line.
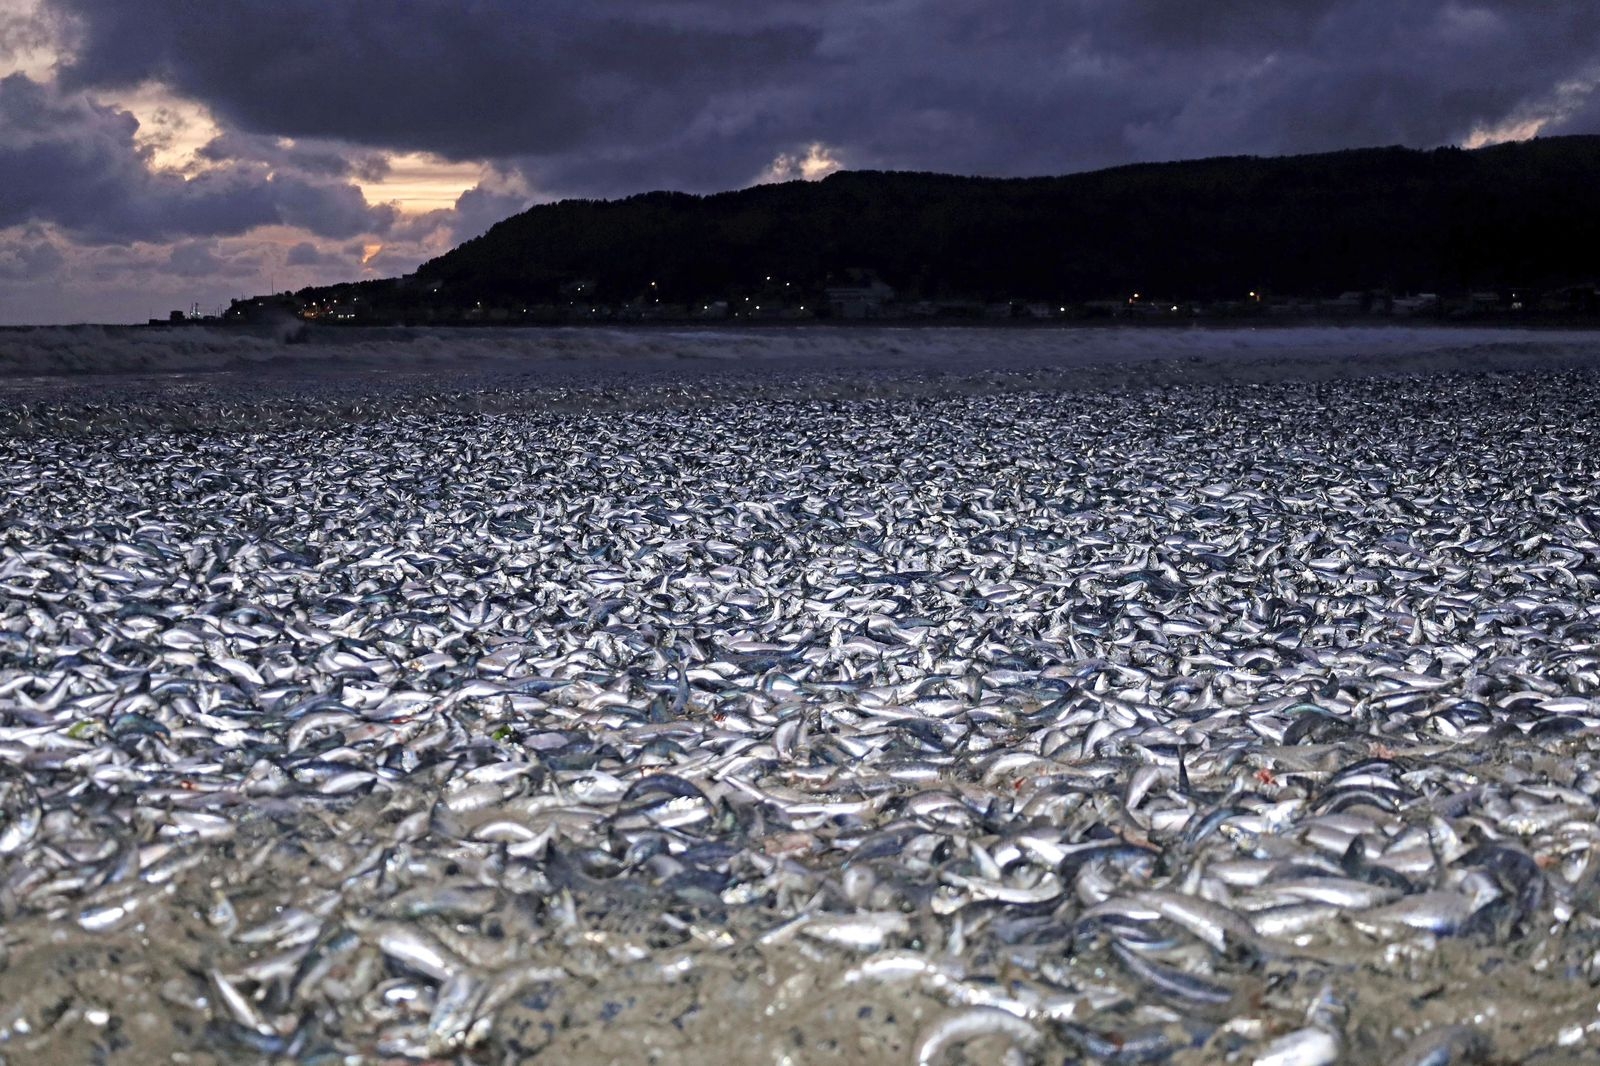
xmin=2 ymin=320 xmax=1597 ymax=379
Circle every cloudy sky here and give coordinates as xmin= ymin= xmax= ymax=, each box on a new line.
xmin=2 ymin=0 xmax=1598 ymax=324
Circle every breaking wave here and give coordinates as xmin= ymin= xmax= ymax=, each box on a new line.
xmin=1 ymin=322 xmax=1596 ymax=380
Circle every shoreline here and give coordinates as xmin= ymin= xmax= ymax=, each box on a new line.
xmin=7 ymin=312 xmax=1600 ymax=334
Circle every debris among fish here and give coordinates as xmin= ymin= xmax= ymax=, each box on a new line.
xmin=1 ymin=327 xmax=1599 ymax=1063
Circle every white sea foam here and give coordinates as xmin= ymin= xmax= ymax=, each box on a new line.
xmin=1 ymin=323 xmax=1596 ymax=380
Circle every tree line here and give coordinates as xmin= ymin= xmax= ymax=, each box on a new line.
xmin=301 ymin=136 xmax=1600 ymax=312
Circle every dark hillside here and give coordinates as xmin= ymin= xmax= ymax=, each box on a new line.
xmin=286 ymin=137 xmax=1600 ymax=318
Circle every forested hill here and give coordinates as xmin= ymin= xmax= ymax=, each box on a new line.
xmin=346 ymin=137 xmax=1600 ymax=309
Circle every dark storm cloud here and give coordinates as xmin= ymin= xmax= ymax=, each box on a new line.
xmin=196 ymin=131 xmax=391 ymax=183
xmin=787 ymin=0 xmax=1600 ymax=177
xmin=1535 ymin=72 xmax=1600 ymax=137
xmin=284 ymin=240 xmax=332 ymax=267
xmin=0 ymin=72 xmax=396 ymax=243
xmin=390 ymin=179 xmax=537 ymax=248
xmin=0 ymin=237 xmax=65 ymax=279
xmin=43 ymin=0 xmax=1600 ymax=197
xmin=49 ymin=0 xmax=822 ymax=162
xmin=166 ymin=240 xmax=258 ymax=278
xmin=446 ymin=183 xmax=539 ymax=242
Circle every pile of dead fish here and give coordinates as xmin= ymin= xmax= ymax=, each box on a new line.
xmin=2 ymin=361 xmax=1600 ymax=1063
